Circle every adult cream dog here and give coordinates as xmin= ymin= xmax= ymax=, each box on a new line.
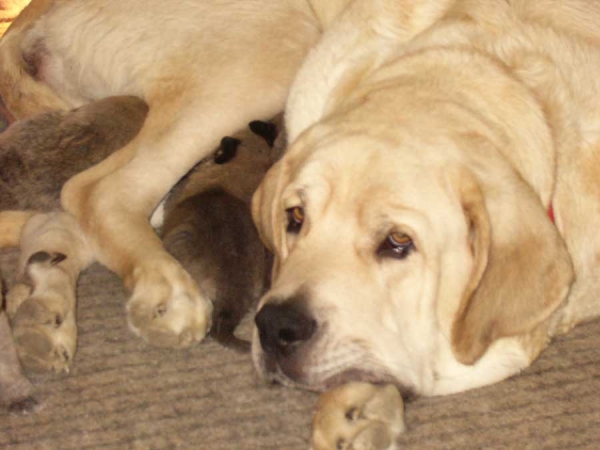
xmin=2 ymin=1 xmax=600 ymax=448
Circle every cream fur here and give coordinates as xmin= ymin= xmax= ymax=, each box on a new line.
xmin=1 ymin=1 xmax=600 ymax=448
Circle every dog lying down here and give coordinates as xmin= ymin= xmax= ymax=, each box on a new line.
xmin=4 ymin=0 xmax=600 ymax=448
xmin=0 ymin=97 xmax=279 ymax=407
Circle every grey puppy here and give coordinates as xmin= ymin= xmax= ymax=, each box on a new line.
xmin=163 ymin=116 xmax=283 ymax=352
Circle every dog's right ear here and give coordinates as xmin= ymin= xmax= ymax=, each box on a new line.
xmin=252 ymin=160 xmax=289 ymax=277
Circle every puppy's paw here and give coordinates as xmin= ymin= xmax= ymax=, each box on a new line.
xmin=312 ymin=383 xmax=405 ymax=450
xmin=126 ymin=259 xmax=213 ymax=348
xmin=8 ymin=252 xmax=77 ymax=373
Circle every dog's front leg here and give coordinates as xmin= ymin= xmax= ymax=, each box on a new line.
xmin=60 ymin=97 xmax=262 ymax=348
xmin=311 ymin=383 xmax=405 ymax=450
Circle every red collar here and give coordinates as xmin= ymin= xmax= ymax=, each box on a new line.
xmin=548 ymin=204 xmax=555 ymax=223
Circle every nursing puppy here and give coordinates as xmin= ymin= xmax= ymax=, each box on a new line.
xmin=162 ymin=116 xmax=282 ymax=351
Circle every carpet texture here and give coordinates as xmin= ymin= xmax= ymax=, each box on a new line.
xmin=1 ymin=248 xmax=600 ymax=450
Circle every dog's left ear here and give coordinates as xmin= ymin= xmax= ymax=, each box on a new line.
xmin=451 ymin=167 xmax=574 ymax=365
xmin=251 ymin=159 xmax=289 ymax=277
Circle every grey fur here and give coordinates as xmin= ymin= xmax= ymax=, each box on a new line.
xmin=163 ymin=116 xmax=283 ymax=351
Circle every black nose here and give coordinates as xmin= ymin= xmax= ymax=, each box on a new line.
xmin=255 ymin=301 xmax=317 ymax=357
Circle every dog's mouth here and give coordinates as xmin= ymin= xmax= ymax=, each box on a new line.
xmin=253 ymin=333 xmax=416 ymax=399
xmin=262 ymin=361 xmax=415 ymax=400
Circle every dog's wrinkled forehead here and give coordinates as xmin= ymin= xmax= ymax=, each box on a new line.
xmin=282 ymin=133 xmax=456 ymax=228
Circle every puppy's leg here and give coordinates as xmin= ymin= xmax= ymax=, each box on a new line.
xmin=6 ymin=212 xmax=92 ymax=373
xmin=312 ymin=383 xmax=405 ymax=450
xmin=61 ymin=96 xmax=273 ymax=348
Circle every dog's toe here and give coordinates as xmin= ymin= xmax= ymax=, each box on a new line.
xmin=126 ymin=260 xmax=212 ymax=348
xmin=312 ymin=382 xmax=405 ymax=450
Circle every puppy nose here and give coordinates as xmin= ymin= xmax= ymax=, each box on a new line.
xmin=255 ymin=301 xmax=317 ymax=357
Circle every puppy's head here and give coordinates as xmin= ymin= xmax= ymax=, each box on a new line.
xmin=251 ymin=108 xmax=573 ymax=396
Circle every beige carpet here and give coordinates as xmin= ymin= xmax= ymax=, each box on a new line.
xmin=1 ymin=247 xmax=600 ymax=450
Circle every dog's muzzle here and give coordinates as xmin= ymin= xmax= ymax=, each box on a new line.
xmin=254 ymin=298 xmax=317 ymax=359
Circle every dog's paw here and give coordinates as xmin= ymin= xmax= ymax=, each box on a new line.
xmin=7 ymin=252 xmax=78 ymax=373
xmin=126 ymin=259 xmax=213 ymax=348
xmin=312 ymin=383 xmax=405 ymax=450
xmin=10 ymin=289 xmax=77 ymax=374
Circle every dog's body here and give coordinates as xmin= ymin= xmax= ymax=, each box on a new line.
xmin=2 ymin=0 xmax=600 ymax=448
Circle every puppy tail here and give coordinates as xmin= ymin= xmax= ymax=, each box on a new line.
xmin=0 ymin=211 xmax=35 ymax=248
xmin=0 ymin=0 xmax=70 ymax=118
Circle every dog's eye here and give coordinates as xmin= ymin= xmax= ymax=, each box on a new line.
xmin=286 ymin=206 xmax=304 ymax=233
xmin=378 ymin=231 xmax=415 ymax=259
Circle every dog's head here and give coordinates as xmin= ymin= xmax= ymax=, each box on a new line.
xmin=251 ymin=95 xmax=574 ymax=396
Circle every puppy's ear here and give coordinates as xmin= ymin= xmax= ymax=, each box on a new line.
xmin=451 ymin=169 xmax=573 ymax=365
xmin=252 ymin=160 xmax=289 ymax=275
xmin=249 ymin=120 xmax=278 ymax=148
